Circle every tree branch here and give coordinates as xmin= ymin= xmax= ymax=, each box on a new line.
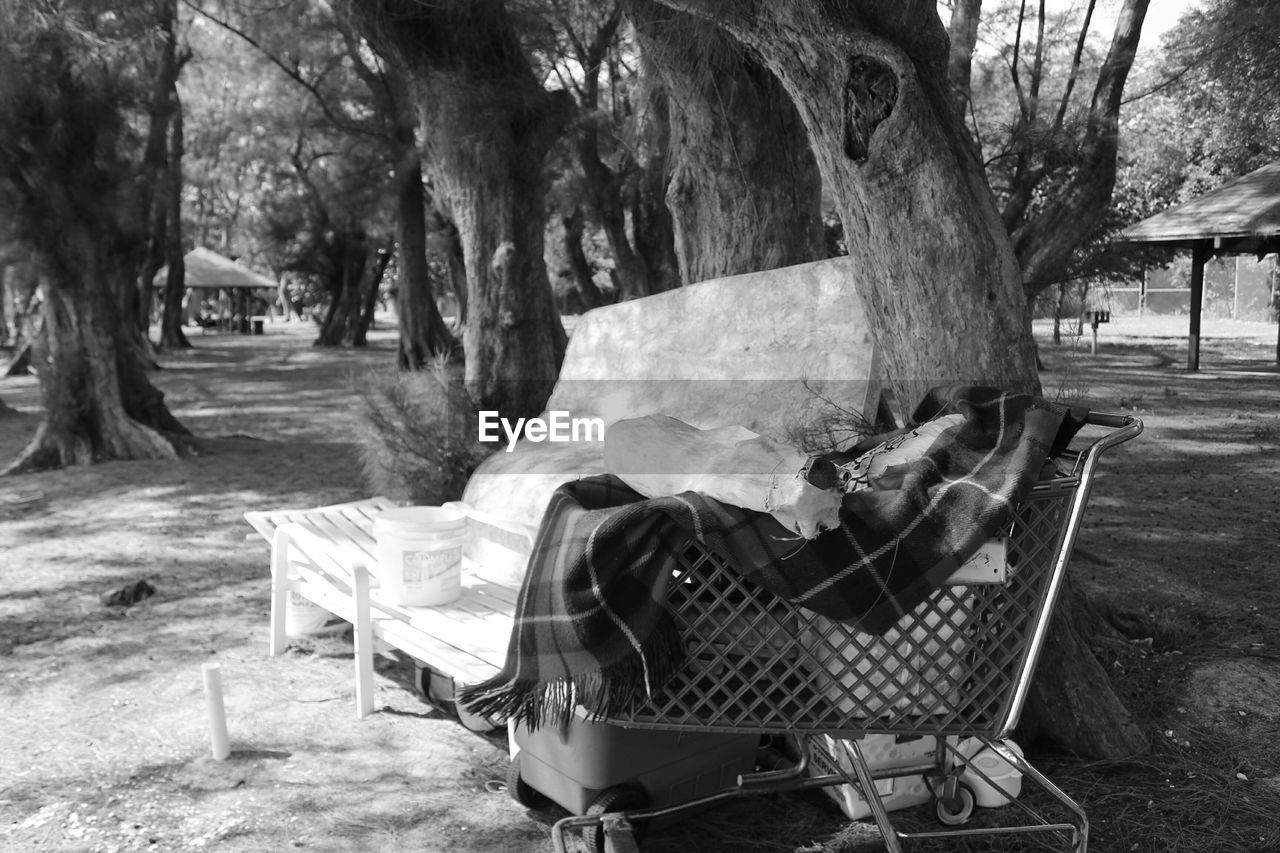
xmin=1009 ymin=0 xmax=1030 ymax=121
xmin=1053 ymin=0 xmax=1096 ymax=130
xmin=945 ymin=0 xmax=982 ymax=126
xmin=181 ymin=0 xmax=374 ymax=138
xmin=1027 ymin=0 xmax=1046 ymax=124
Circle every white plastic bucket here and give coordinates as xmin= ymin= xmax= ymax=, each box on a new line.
xmin=373 ymin=506 xmax=468 ymax=606
xmin=284 ymin=589 xmax=335 ymax=636
xmin=959 ymin=738 xmax=1024 ymax=808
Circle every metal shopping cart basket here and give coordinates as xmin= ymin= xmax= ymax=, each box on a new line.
xmin=544 ymin=412 xmax=1141 ymax=853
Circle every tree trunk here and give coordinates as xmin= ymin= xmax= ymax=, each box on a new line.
xmin=946 ymin=0 xmax=982 ymax=125
xmin=349 ymin=0 xmax=570 ymax=419
xmin=629 ymin=1 xmax=825 ymax=284
xmin=578 ymin=116 xmax=653 ymax=300
xmin=2 ymin=260 xmax=39 ymax=376
xmin=562 ymin=205 xmax=606 ymax=310
xmin=135 ymin=0 xmax=186 ymax=348
xmin=1018 ymin=585 xmax=1149 ymax=755
xmin=313 ymin=228 xmax=370 ymax=347
xmin=394 ymin=154 xmax=457 ymax=368
xmin=353 ymin=238 xmax=392 ymax=348
xmin=428 ymin=75 xmax=570 ymax=417
xmin=5 ymin=237 xmax=186 ymax=475
xmin=630 ymin=86 xmax=681 ymax=294
xmin=159 ymin=86 xmax=190 ymax=351
xmin=427 ymin=204 xmax=469 ymax=329
xmin=653 ymin=0 xmax=1036 ymax=409
xmin=567 ymin=8 xmax=653 ymax=301
xmin=0 ymin=266 xmax=10 ymax=345
xmin=651 ymin=0 xmax=1146 ymax=759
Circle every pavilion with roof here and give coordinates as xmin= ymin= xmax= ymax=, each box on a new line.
xmin=1120 ymin=159 xmax=1280 ymax=369
xmin=157 ymin=247 xmax=278 ymax=332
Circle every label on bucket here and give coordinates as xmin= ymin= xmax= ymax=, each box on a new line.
xmin=403 ymin=546 xmax=462 ymax=585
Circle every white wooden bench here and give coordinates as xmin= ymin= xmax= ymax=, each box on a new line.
xmin=245 ymin=497 xmax=533 ymax=719
xmin=243 ymin=256 xmax=878 ymax=720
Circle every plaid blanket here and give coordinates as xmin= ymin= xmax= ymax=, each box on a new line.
xmin=458 ymin=386 xmax=1083 ymax=729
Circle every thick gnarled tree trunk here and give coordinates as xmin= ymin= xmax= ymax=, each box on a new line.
xmin=349 ymin=0 xmax=569 ymax=419
xmin=393 ymin=152 xmax=457 ymax=368
xmin=650 ymin=0 xmax=1145 ymax=759
xmin=653 ymin=0 xmax=1037 ymax=411
xmin=422 ymin=72 xmax=569 ymax=416
xmin=628 ymin=0 xmax=825 ymax=283
xmin=5 ymin=239 xmax=187 ymax=475
xmin=1 ymin=2 xmax=191 ymax=476
xmin=313 ymin=228 xmax=373 ymax=347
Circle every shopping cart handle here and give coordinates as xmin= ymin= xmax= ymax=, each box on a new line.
xmin=1082 ymin=411 xmax=1139 ymax=430
xmin=1065 ymin=411 xmax=1142 ymax=475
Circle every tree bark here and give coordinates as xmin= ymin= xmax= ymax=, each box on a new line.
xmin=5 ymin=238 xmax=186 ymax=475
xmin=431 ymin=73 xmax=570 ymax=416
xmin=628 ymin=1 xmax=825 ymax=284
xmin=348 ymin=0 xmax=570 ymax=419
xmin=393 ymin=153 xmax=457 ymax=368
xmin=629 ymin=86 xmax=681 ymax=294
xmin=652 ymin=0 xmax=1037 ymax=410
xmin=135 ymin=0 xmax=187 ymax=348
xmin=427 ymin=203 xmax=469 ymax=328
xmin=650 ymin=0 xmax=1145 ymax=759
xmin=159 ymin=86 xmax=190 ymax=351
xmin=946 ymin=0 xmax=982 ymax=125
xmin=313 ymin=227 xmax=372 ymax=347
xmin=1018 ymin=585 xmax=1149 ymax=756
xmin=353 ymin=238 xmax=392 ymax=348
xmin=562 ymin=205 xmax=606 ymax=310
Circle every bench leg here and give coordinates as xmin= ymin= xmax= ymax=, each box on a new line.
xmin=352 ymin=567 xmax=375 ymax=719
xmin=269 ymin=530 xmax=292 ymax=657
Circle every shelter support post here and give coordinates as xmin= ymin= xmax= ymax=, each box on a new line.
xmin=1188 ymin=241 xmax=1209 ymax=371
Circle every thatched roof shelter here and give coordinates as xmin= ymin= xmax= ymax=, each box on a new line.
xmin=154 ymin=248 xmax=277 ymax=333
xmin=177 ymin=247 xmax=277 ymax=291
xmin=1120 ymin=160 xmax=1280 ymax=369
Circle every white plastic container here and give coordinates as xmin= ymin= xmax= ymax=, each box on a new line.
xmin=959 ymin=738 xmax=1024 ymax=808
xmin=284 ymin=588 xmax=337 ymax=636
xmin=810 ymin=734 xmax=957 ymax=820
xmin=373 ymin=506 xmax=468 ymax=606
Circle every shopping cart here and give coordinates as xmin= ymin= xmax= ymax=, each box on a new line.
xmin=541 ymin=411 xmax=1141 ymax=853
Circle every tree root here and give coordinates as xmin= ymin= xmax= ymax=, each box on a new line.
xmin=1018 ymin=585 xmax=1151 ymax=758
xmin=1 ymin=418 xmax=182 ymax=476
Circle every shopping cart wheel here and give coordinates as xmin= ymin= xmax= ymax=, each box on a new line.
xmin=934 ymin=784 xmax=975 ymax=826
xmin=584 ymin=785 xmax=649 ymax=853
xmin=505 ymin=757 xmax=551 ymax=809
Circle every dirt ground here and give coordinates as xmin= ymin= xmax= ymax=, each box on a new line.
xmin=1 ymin=315 xmax=1278 ymax=853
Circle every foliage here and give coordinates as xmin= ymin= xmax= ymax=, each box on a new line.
xmin=0 ymin=1 xmax=154 ymax=269
xmin=1144 ymin=0 xmax=1280 ymax=197
xmin=960 ymin=0 xmax=1149 ymax=293
xmin=356 ymin=361 xmax=494 ymax=506
xmin=539 ymin=0 xmax=678 ymax=299
xmin=967 ymin=0 xmax=1105 ymax=214
xmin=182 ymin=2 xmax=395 ymax=300
xmin=1092 ymin=0 xmax=1280 ymax=299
